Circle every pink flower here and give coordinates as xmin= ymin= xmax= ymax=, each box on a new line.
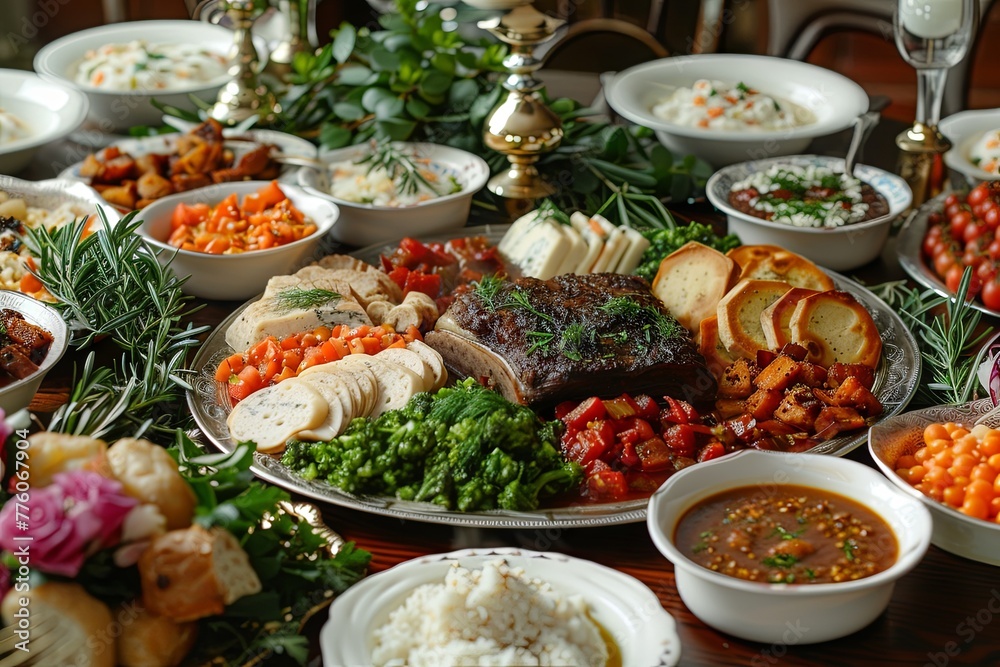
xmin=0 ymin=471 xmax=138 ymax=577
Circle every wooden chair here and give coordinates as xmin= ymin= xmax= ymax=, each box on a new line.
xmin=766 ymin=0 xmax=996 ymax=115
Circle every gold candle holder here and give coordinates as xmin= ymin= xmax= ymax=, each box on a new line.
xmin=895 ymin=121 xmax=951 ymax=208
xmin=209 ymin=0 xmax=281 ymax=125
xmin=476 ymin=3 xmax=565 ymax=200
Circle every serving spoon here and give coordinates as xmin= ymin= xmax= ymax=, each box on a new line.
xmin=844 ymin=95 xmax=891 ymax=177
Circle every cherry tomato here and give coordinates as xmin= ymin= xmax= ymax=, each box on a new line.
xmin=946 ymin=203 xmax=963 ymax=219
xmin=924 ymin=226 xmax=944 ymax=256
xmin=977 ymin=260 xmax=997 ymax=284
xmin=963 ymin=221 xmax=986 ymax=244
xmin=985 ymin=206 xmax=1000 ymax=230
xmin=982 ymin=278 xmax=1000 ymax=311
xmin=952 ymin=210 xmax=974 ymax=239
xmin=946 ymin=265 xmax=982 ymax=299
xmin=989 ymin=239 xmax=1000 ymax=261
xmin=945 ymin=193 xmax=961 ymax=209
xmin=969 ymin=183 xmax=990 ymax=207
xmin=933 ymin=248 xmax=957 ymax=277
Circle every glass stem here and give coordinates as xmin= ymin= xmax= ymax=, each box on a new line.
xmin=916 ymin=67 xmax=948 ymax=127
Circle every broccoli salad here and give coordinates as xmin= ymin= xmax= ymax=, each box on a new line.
xmin=75 ymin=41 xmax=228 ymax=92
xmin=652 ymin=79 xmax=815 ymax=131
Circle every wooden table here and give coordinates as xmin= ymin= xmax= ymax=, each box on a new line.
xmin=28 ymin=109 xmax=1000 ymax=667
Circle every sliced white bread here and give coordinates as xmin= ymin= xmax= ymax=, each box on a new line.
xmin=227 ymin=380 xmax=329 ymax=453
xmin=651 ymin=241 xmax=741 ymax=336
xmin=376 ymin=347 xmax=434 ymax=391
xmin=291 ymin=374 xmax=351 ymax=441
xmin=300 ymin=360 xmax=378 ymax=416
xmin=760 ymin=287 xmax=820 ymax=350
xmin=728 ymin=244 xmax=835 ymax=292
xmin=789 ymin=290 xmax=883 ymax=368
xmin=698 ymin=315 xmax=737 ymax=378
xmin=334 ymin=354 xmax=423 ymax=417
xmin=716 ymin=279 xmax=792 ymax=360
xmin=407 ymin=339 xmax=448 ymax=390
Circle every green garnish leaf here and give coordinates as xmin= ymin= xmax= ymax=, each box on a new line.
xmin=842 ymin=539 xmax=856 ymax=562
xmin=762 ymin=553 xmax=799 ymax=569
xmin=273 ymin=287 xmax=342 ymax=311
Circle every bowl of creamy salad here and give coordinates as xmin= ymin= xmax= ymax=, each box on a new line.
xmin=299 ymin=141 xmax=490 ymax=247
xmin=34 ymin=21 xmax=236 ymax=132
xmin=605 ymin=55 xmax=869 ymax=167
xmin=940 ymin=108 xmax=1000 ymax=186
xmin=707 ymin=155 xmax=912 ymax=270
xmin=0 ymin=69 xmax=88 ymax=174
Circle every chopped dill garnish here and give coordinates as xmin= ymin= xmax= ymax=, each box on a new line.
xmin=770 ymin=525 xmax=806 ymax=541
xmin=505 ymin=289 xmax=554 ymax=322
xmin=273 ymin=287 xmax=341 ymax=311
xmin=473 ymin=274 xmax=506 ymax=311
xmin=598 ymin=295 xmax=682 ymax=340
xmin=842 ymin=539 xmax=857 ymax=562
xmin=559 ymin=323 xmax=592 ymax=361
xmin=526 ymin=330 xmax=555 ymax=355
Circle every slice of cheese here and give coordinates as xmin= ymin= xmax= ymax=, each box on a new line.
xmin=553 ymin=223 xmax=588 ymax=277
xmin=569 ymin=212 xmax=606 ymax=274
xmin=498 ymin=209 xmax=548 ymax=257
xmin=615 ymin=226 xmax=651 ymax=275
xmin=227 ymin=381 xmax=328 ymax=453
xmin=502 ymin=219 xmax=570 ymax=279
xmin=225 ymin=296 xmax=371 ymax=352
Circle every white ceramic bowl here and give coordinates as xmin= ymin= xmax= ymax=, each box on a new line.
xmin=137 ymin=181 xmax=338 ymax=301
xmin=321 ymin=547 xmax=681 ymax=666
xmin=34 ymin=21 xmax=235 ymax=132
xmin=57 ymin=127 xmax=317 ymax=211
xmin=940 ymin=108 xmax=1000 ymax=187
xmin=868 ymin=399 xmax=1000 ymax=566
xmin=0 ymin=291 xmax=69 ymax=415
xmin=706 ymin=154 xmax=912 ymax=271
xmin=0 ymin=69 xmax=88 ymax=174
xmin=647 ymin=450 xmax=932 ymax=644
xmin=605 ymin=55 xmax=870 ymax=167
xmin=298 ymin=142 xmax=490 ymax=247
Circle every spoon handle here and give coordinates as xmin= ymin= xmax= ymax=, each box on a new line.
xmin=845 ymin=96 xmax=891 ymax=177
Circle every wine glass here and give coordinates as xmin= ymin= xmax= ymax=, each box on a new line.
xmin=894 ymin=0 xmax=978 ymax=128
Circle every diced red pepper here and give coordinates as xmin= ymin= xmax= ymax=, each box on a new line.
xmin=697 ymin=441 xmax=727 ymax=462
xmin=554 ymin=400 xmax=578 ymax=420
xmin=661 ymin=396 xmax=700 ymax=425
xmin=602 ymin=394 xmax=639 ymax=419
xmin=633 ymin=394 xmax=659 ymax=420
xmin=619 ymin=441 xmax=640 ymax=467
xmin=634 ymin=436 xmax=674 ymax=472
xmin=662 ymin=423 xmax=696 ymax=458
xmin=615 ymin=417 xmax=655 ymax=445
xmin=387 ymin=266 xmax=410 ymax=291
xmin=561 ymin=396 xmax=606 ymax=432
xmin=587 ymin=470 xmax=628 ymax=502
xmin=403 ymin=270 xmax=443 ymax=298
xmin=585 ymin=458 xmax=612 ymax=476
xmin=566 ymin=421 xmax=615 ymax=465
xmin=725 ymin=414 xmax=758 ymax=442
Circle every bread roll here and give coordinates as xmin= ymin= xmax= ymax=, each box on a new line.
xmin=717 ymin=279 xmax=792 ymax=360
xmin=27 ymin=432 xmax=109 ymax=487
xmin=1 ymin=582 xmax=114 ymax=667
xmin=107 ymin=438 xmax=196 ymax=531
xmin=789 ymin=291 xmax=883 ymax=368
xmin=117 ymin=605 xmax=197 ymax=667
xmin=760 ymin=287 xmax=819 ymax=350
xmin=728 ymin=245 xmax=835 ymax=292
xmin=651 ymin=241 xmax=741 ymax=336
xmin=139 ymin=525 xmax=262 ymax=623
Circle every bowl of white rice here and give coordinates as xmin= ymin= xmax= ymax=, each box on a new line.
xmin=299 ymin=141 xmax=490 ymax=247
xmin=706 ymin=155 xmax=912 ymax=271
xmin=321 ymin=547 xmax=680 ymax=667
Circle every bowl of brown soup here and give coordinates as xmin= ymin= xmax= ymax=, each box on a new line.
xmin=646 ymin=450 xmax=931 ymax=644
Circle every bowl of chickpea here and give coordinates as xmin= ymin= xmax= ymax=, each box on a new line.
xmin=869 ymin=399 xmax=1000 ymax=566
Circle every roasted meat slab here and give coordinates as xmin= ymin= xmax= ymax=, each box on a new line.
xmin=425 ymin=273 xmax=716 ymax=407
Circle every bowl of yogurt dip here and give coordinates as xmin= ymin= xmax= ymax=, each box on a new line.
xmin=605 ymin=55 xmax=869 ymax=167
xmin=34 ymin=21 xmax=236 ymax=133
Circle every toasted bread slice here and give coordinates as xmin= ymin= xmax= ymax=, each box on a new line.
xmin=698 ymin=315 xmax=736 ymax=379
xmin=761 ymin=287 xmax=819 ymax=350
xmin=716 ymin=279 xmax=792 ymax=360
xmin=651 ymin=241 xmax=741 ymax=336
xmin=789 ymin=291 xmax=882 ymax=368
xmin=728 ymin=245 xmax=835 ymax=292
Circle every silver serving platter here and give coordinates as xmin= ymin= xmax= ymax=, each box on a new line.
xmin=188 ymin=227 xmax=922 ymax=528
xmin=897 ymin=192 xmax=1000 ymax=318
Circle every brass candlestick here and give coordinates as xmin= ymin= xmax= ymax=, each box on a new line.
xmin=475 ymin=3 xmax=565 ymax=199
xmin=268 ymin=0 xmax=318 ymax=75
xmin=896 ymin=121 xmax=951 ymax=208
xmin=209 ymin=0 xmax=280 ymax=125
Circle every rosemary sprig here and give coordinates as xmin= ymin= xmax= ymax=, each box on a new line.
xmin=504 ymin=289 xmax=554 ymax=322
xmin=273 ymin=287 xmax=341 ymax=311
xmin=473 ymin=274 xmax=506 ymax=311
xmin=23 ymin=211 xmax=208 ymax=440
xmin=355 ymin=140 xmax=442 ymax=197
xmin=869 ymin=270 xmax=993 ymax=406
